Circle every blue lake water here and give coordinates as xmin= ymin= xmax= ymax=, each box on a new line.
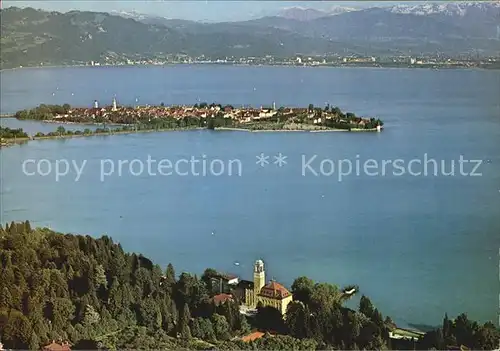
xmin=1 ymin=65 xmax=499 ymax=328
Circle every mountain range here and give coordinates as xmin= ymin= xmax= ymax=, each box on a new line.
xmin=1 ymin=3 xmax=499 ymax=69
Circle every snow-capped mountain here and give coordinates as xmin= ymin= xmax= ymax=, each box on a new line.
xmin=110 ymin=10 xmax=169 ymax=22
xmin=388 ymin=2 xmax=500 ymax=39
xmin=389 ymin=2 xmax=500 ymax=16
xmin=327 ymin=6 xmax=357 ymax=16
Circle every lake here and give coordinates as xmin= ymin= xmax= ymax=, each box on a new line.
xmin=1 ymin=65 xmax=499 ymax=328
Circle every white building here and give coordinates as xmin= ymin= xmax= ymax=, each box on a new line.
xmin=259 ymin=110 xmax=276 ymax=118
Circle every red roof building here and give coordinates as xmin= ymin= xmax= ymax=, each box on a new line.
xmin=259 ymin=281 xmax=291 ymax=299
xmin=42 ymin=341 xmax=71 ymax=351
xmin=212 ymin=293 xmax=234 ymax=306
xmin=241 ymin=331 xmax=265 ymax=343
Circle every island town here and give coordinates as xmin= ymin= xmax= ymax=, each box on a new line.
xmin=14 ymin=99 xmax=384 ymax=131
xmin=1 ymin=99 xmax=383 ymax=147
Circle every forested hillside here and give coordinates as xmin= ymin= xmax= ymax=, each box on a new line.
xmin=0 ymin=221 xmax=498 ymax=350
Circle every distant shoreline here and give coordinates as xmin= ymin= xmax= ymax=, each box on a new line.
xmin=215 ymin=127 xmax=378 ymax=133
xmin=2 ymin=62 xmax=498 ymax=73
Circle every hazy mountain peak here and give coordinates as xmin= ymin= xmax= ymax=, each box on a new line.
xmin=277 ymin=7 xmax=328 ymax=21
xmin=277 ymin=6 xmax=357 ymax=21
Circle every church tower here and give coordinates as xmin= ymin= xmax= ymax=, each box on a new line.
xmin=112 ymin=97 xmax=117 ymax=111
xmin=253 ymin=259 xmax=265 ymax=297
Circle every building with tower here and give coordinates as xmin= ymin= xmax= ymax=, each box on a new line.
xmin=241 ymin=259 xmax=293 ymax=315
xmin=112 ymin=97 xmax=117 ymax=111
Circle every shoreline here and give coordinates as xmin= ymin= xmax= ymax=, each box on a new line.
xmin=216 ymin=126 xmax=380 ymax=133
xmin=1 ymin=125 xmax=381 ymax=148
xmin=42 ymin=119 xmax=128 ymax=127
xmin=0 ymin=127 xmax=205 ymax=148
xmin=2 ymin=62 xmax=498 ymax=73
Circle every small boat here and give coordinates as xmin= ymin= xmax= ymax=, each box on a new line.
xmin=234 ymin=261 xmax=240 ymax=266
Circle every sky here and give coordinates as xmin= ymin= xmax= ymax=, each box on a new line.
xmin=3 ymin=1 xmax=448 ymax=22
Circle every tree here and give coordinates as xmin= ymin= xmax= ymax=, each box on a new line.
xmin=291 ymin=276 xmax=314 ymax=304
xmin=24 ymin=220 xmax=31 ymax=232
xmin=455 ymin=313 xmax=475 ymax=347
xmin=199 ymin=318 xmax=216 ymax=342
xmin=0 ymin=287 xmax=12 ymax=309
xmin=286 ymin=301 xmax=308 ymax=339
xmin=237 ymin=315 xmax=251 ymax=335
xmin=56 ymin=126 xmax=66 ymax=136
xmin=178 ymin=303 xmax=191 ymax=339
xmin=371 ymin=308 xmax=384 ymax=329
xmin=139 ymin=299 xmax=162 ymax=330
xmin=343 ymin=310 xmax=362 ymax=348
xmin=83 ymin=305 xmax=100 ymax=326
xmin=256 ymin=305 xmax=287 ymax=334
xmin=212 ymin=314 xmax=230 ymax=341
xmin=51 ymin=298 xmax=76 ymax=330
xmin=190 ymin=317 xmax=202 ymax=339
xmin=475 ymin=322 xmax=499 ymax=350
xmin=2 ymin=311 xmax=32 ymax=349
xmin=442 ymin=313 xmax=451 ymax=341
xmin=164 ymin=263 xmax=176 ymax=288
xmin=359 ymin=295 xmax=375 ymax=319
xmin=94 ymin=264 xmax=107 ymax=288
xmin=420 ymin=328 xmax=445 ymax=350
xmin=73 ymin=339 xmax=101 ymax=350
xmin=201 ymin=268 xmax=218 ymax=293
xmin=309 ymin=283 xmax=342 ymax=311
xmin=28 ymin=331 xmax=40 ymax=350
xmin=207 ymin=117 xmax=215 ymax=130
